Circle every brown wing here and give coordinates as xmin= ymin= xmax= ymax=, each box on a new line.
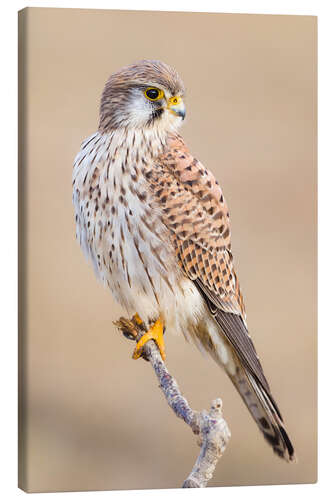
xmin=144 ymin=133 xmax=270 ymax=393
xmin=144 ymin=134 xmax=296 ymax=461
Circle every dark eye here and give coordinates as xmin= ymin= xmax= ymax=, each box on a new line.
xmin=144 ymin=87 xmax=164 ymax=101
xmin=146 ymin=88 xmax=159 ymax=99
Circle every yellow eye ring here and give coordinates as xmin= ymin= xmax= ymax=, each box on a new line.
xmin=144 ymin=87 xmax=164 ymax=101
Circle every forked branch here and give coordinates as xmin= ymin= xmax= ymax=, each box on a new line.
xmin=114 ymin=316 xmax=231 ymax=488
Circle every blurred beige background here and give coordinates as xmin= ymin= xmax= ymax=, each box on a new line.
xmin=18 ymin=8 xmax=317 ymax=493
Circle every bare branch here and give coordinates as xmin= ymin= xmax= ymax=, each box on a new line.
xmin=114 ymin=316 xmax=231 ymax=488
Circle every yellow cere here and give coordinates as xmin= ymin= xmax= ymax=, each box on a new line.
xmin=169 ymin=96 xmax=182 ymax=105
xmin=144 ymin=87 xmax=164 ymax=101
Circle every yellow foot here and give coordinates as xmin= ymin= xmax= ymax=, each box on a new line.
xmin=133 ymin=313 xmax=143 ymax=326
xmin=132 ymin=316 xmax=166 ymax=361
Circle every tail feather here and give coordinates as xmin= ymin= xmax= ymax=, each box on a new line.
xmin=193 ymin=280 xmax=295 ymax=461
xmin=229 ymin=362 xmax=296 ymax=462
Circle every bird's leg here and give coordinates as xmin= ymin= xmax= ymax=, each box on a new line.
xmin=114 ymin=314 xmax=166 ymax=361
xmin=132 ymin=315 xmax=166 ymax=361
xmin=133 ymin=313 xmax=144 ymax=327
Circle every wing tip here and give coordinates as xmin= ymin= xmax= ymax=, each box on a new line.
xmin=265 ymin=423 xmax=296 ymax=463
xmin=278 ymin=425 xmax=297 ymax=463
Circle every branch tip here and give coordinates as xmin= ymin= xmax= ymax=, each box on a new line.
xmin=115 ymin=315 xmax=230 ymax=487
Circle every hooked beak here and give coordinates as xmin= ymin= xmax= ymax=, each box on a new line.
xmin=167 ymin=96 xmax=186 ymax=120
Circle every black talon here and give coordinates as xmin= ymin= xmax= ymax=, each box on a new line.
xmin=122 ymin=330 xmax=136 ymax=341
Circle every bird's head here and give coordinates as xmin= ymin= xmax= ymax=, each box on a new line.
xmin=98 ymin=60 xmax=186 ymax=134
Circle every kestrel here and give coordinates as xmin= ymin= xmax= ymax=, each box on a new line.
xmin=73 ymin=60 xmax=295 ymax=462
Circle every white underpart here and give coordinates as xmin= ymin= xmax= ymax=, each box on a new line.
xmin=73 ymin=127 xmax=235 ymax=373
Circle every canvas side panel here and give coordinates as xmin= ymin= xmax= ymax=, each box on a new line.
xmin=18 ymin=7 xmax=29 ymax=493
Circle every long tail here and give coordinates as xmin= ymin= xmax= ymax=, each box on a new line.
xmin=228 ymin=360 xmax=296 ymax=462
xmin=194 ymin=280 xmax=295 ymax=461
